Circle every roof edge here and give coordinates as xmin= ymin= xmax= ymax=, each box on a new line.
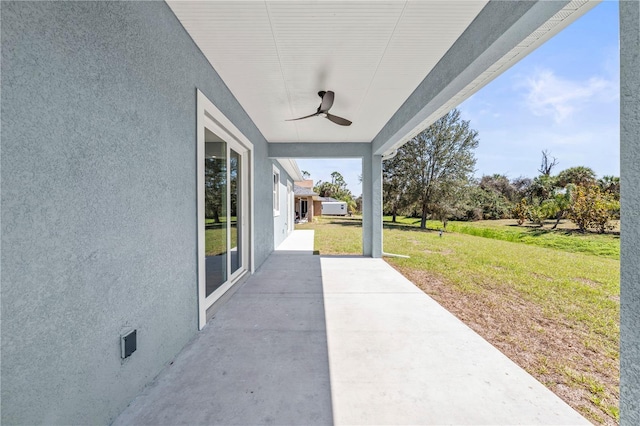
xmin=277 ymin=158 xmax=303 ymax=181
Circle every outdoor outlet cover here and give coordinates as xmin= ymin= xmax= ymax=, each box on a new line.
xmin=121 ymin=330 xmax=137 ymax=359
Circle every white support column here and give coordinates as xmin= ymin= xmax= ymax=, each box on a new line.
xmin=372 ymin=154 xmax=383 ymax=258
xmin=362 ymin=156 xmax=372 ymax=257
xmin=362 ymin=152 xmax=383 ymax=258
xmin=620 ymin=1 xmax=640 ymax=424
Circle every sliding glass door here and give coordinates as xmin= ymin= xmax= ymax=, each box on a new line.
xmin=198 ymin=90 xmax=253 ymax=330
xmin=200 ymin=126 xmax=248 ymax=321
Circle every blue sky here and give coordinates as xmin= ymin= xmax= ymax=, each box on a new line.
xmin=297 ymin=1 xmax=619 ymax=197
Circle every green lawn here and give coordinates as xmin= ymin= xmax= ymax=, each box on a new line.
xmin=384 ymin=225 xmax=619 ymax=339
xmin=384 ymin=216 xmax=620 ymax=259
xmin=297 ymin=216 xmax=620 ymax=424
xmin=297 ymin=216 xmax=363 ymax=254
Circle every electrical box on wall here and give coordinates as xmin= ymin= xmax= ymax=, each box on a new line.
xmin=121 ymin=330 xmax=137 ymax=359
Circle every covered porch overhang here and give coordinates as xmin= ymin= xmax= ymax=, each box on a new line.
xmin=241 ymin=0 xmax=605 ymax=259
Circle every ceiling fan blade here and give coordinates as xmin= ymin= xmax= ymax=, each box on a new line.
xmin=319 ymin=90 xmax=335 ymax=112
xmin=286 ymin=112 xmax=319 ymax=121
xmin=326 ymin=113 xmax=352 ymax=126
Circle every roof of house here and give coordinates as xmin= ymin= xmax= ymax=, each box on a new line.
xmin=294 ymin=185 xmax=317 ymax=196
xmin=315 ymin=196 xmax=339 ymax=202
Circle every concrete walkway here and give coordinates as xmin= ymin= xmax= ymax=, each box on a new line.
xmin=115 ymin=231 xmax=589 ymax=425
xmin=275 ymin=229 xmax=315 ymax=253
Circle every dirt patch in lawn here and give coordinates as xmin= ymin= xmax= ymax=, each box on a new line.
xmin=393 ymin=265 xmax=620 ymax=425
xmin=575 ymin=277 xmax=601 ymax=288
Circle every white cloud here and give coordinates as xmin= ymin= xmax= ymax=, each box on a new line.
xmin=523 ymin=68 xmax=617 ymax=124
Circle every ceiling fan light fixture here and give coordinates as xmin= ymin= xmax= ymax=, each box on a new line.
xmin=286 ymin=90 xmax=352 ymax=126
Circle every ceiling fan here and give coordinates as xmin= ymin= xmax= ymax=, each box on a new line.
xmin=286 ymin=91 xmax=352 ymax=126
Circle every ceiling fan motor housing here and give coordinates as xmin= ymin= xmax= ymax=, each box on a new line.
xmin=286 ymin=90 xmax=351 ymax=126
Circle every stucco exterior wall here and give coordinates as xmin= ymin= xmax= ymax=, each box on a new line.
xmin=273 ymin=164 xmax=295 ymax=249
xmin=1 ymin=2 xmax=275 ymax=424
xmin=620 ymin=1 xmax=640 ymax=424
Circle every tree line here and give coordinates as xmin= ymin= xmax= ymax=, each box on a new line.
xmin=312 ymin=171 xmax=358 ymax=214
xmin=383 ymin=109 xmax=620 ymax=233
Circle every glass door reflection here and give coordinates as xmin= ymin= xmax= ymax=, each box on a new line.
xmin=204 ymin=140 xmax=227 ymax=297
xmin=230 ymin=149 xmax=241 ymax=275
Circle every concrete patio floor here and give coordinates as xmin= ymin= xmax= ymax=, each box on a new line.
xmin=114 ymin=231 xmax=589 ymax=425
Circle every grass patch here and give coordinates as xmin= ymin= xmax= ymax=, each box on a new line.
xmin=296 ymin=216 xmax=363 ymax=254
xmin=384 ymin=217 xmax=620 ymax=259
xmin=384 ymin=228 xmax=619 ymax=338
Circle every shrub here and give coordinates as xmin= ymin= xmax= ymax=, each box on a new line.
xmin=512 ymin=198 xmax=528 ymax=225
xmin=568 ymin=185 xmax=619 ymax=233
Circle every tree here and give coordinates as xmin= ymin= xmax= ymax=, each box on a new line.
xmin=528 ymin=174 xmax=558 ymax=203
xmin=315 ymin=173 xmax=347 ymax=199
xmin=314 ymin=171 xmax=357 ymax=213
xmin=538 ymin=149 xmax=558 ymax=176
xmin=556 ymin=166 xmax=596 ymax=188
xmin=521 ymin=165 xmax=601 ymax=229
xmin=398 ymin=109 xmax=479 ymax=229
xmin=429 ymin=180 xmax=473 ymax=227
xmin=479 ymin=174 xmax=517 ymax=202
xmin=541 ymin=184 xmax=575 ymax=229
xmin=355 ymin=195 xmax=363 ymax=214
xmin=511 ymin=176 xmax=532 ymax=201
xmin=383 ymin=152 xmax=409 ymax=222
xmin=598 ymin=175 xmax=620 ymax=200
xmin=527 ymin=204 xmax=547 ymax=227
xmin=476 ymin=174 xmax=518 ymax=219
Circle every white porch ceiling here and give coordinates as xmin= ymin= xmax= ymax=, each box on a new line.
xmin=167 ymin=1 xmax=487 ymax=143
xmin=168 ymin=1 xmax=598 ymax=147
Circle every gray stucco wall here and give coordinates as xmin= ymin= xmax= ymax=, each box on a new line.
xmin=620 ymin=1 xmax=640 ymax=424
xmin=1 ymin=2 xmax=275 ymax=424
xmin=273 ymin=163 xmax=294 ymax=249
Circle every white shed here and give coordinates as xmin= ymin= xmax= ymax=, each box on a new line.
xmin=321 ymin=201 xmax=348 ymax=216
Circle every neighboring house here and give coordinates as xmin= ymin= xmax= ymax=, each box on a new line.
xmin=1 ymin=1 xmax=638 ymax=424
xmin=294 ymin=182 xmax=318 ymax=222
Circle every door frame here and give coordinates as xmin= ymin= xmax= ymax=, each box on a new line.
xmin=287 ymin=180 xmax=294 ymax=233
xmin=197 ymin=90 xmax=254 ymax=330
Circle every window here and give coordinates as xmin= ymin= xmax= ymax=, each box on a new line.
xmin=273 ymin=165 xmax=280 ymax=216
